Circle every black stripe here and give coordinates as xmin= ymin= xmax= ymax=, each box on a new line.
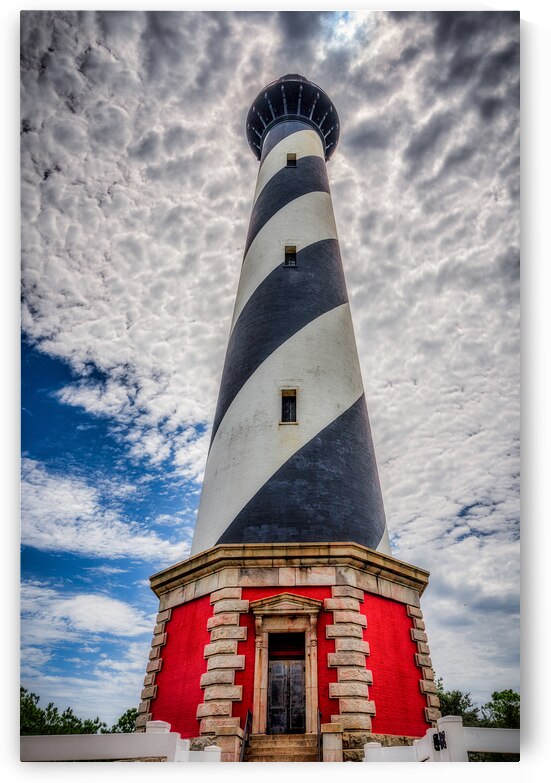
xmin=210 ymin=239 xmax=347 ymax=445
xmin=244 ymin=155 xmax=330 ymax=258
xmin=260 ymin=120 xmax=314 ymax=162
xmin=215 ymin=394 xmax=387 ymax=550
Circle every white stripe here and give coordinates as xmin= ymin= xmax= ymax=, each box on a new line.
xmin=231 ymin=191 xmax=338 ymax=333
xmin=376 ymin=525 xmax=391 ymax=555
xmin=253 ymin=128 xmax=325 ymax=206
xmin=191 ymin=303 xmax=364 ymax=556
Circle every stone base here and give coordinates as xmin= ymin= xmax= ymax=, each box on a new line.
xmin=212 ymin=726 xmax=244 ymax=762
xmin=140 ymin=542 xmax=436 ymax=744
xmin=189 ymin=736 xmax=219 ymax=751
xmin=342 ymin=731 xmax=418 ymax=762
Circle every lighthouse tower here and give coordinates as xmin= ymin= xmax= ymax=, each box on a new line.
xmin=138 ymin=75 xmax=440 ymax=762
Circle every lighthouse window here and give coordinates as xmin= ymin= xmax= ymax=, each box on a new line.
xmin=286 ymin=152 xmax=297 ymax=167
xmin=281 ymin=389 xmax=297 ymax=423
xmin=284 ymin=245 xmax=297 ymax=267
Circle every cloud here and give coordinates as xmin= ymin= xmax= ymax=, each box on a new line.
xmin=403 ymin=110 xmax=455 ymax=174
xmin=21 ymin=458 xmax=191 ymax=562
xmin=20 ymin=646 xmax=53 ymax=679
xmin=85 ymin=565 xmax=128 ymax=575
xmin=346 ymin=119 xmax=392 ymax=153
xmin=20 ymin=10 xmax=519 ymax=710
xmin=21 ymin=636 xmax=151 ymax=725
xmin=21 ymin=580 xmax=153 ymax=646
xmin=21 ymin=582 xmax=154 ymax=725
xmin=419 ymin=533 xmax=520 ymax=705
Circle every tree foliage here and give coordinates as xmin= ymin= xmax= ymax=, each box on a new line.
xmin=436 ymin=679 xmax=520 ymax=730
xmin=436 ymin=679 xmax=520 ymax=762
xmin=20 ymin=687 xmax=107 ymax=735
xmin=481 ymin=689 xmax=520 ymax=729
xmin=103 ymin=707 xmax=138 ymax=734
xmin=435 ymin=678 xmax=481 ymax=726
xmin=20 ymin=688 xmax=138 ymax=736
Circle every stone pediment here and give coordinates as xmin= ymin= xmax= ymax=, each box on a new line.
xmin=249 ymin=592 xmax=322 ymax=617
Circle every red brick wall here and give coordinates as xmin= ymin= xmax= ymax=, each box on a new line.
xmin=149 ymin=585 xmax=429 ymax=739
xmin=149 ymin=594 xmax=212 ymax=738
xmin=360 ymin=594 xmax=429 ymax=737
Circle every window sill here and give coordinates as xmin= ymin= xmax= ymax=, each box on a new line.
xmin=279 ymin=421 xmax=299 ymax=425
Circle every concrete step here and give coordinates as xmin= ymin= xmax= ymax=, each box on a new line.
xmin=244 ymin=755 xmax=318 ymax=762
xmin=248 ymin=734 xmax=317 ymax=744
xmin=244 ymin=734 xmax=319 ymax=762
xmin=244 ymin=750 xmax=318 ymax=760
xmin=246 ymin=742 xmax=317 ymax=752
xmin=249 ymin=739 xmax=318 ymax=750
xmin=246 ymin=744 xmax=317 ymax=753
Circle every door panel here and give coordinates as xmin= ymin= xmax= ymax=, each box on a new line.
xmin=268 ymin=661 xmax=288 ymax=734
xmin=267 ymin=659 xmax=305 ymax=734
xmin=289 ymin=661 xmax=306 ymax=732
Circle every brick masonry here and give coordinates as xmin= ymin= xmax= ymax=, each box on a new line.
xmin=197 ymin=587 xmax=249 ymax=736
xmin=140 ymin=543 xmax=435 ymax=744
xmin=135 ymin=608 xmax=171 ymax=731
xmin=325 ymin=587 xmax=375 ymax=732
xmin=407 ymin=604 xmax=441 ymax=724
xmin=342 ymin=731 xmax=418 ymax=762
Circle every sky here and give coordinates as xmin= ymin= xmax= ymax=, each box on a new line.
xmin=19 ymin=8 xmax=522 ymax=728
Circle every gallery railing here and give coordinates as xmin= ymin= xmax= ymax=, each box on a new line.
xmin=239 ymin=709 xmax=253 ymax=762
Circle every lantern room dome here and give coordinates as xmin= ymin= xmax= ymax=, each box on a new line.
xmin=246 ymin=74 xmax=340 ymax=161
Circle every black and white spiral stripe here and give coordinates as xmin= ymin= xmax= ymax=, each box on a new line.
xmin=191 ymin=120 xmax=390 ymax=557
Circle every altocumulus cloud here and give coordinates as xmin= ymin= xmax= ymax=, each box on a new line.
xmin=21 ymin=458 xmax=191 ymax=562
xmin=21 ymin=9 xmax=519 ymax=716
xmin=21 ymin=580 xmax=153 ymax=644
xmin=21 ymin=580 xmax=153 ymax=724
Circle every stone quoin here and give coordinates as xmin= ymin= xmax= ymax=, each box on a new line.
xmin=137 ymin=74 xmax=440 ymax=762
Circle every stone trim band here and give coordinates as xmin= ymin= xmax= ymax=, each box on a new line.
xmin=150 ymin=542 xmax=429 ymax=601
xmin=196 ymin=587 xmax=249 ymax=736
xmin=325 ymin=586 xmax=375 ymax=731
xmin=135 ymin=608 xmax=171 ymax=731
xmin=407 ymin=605 xmax=441 ymax=724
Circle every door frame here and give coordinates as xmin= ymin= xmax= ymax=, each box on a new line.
xmin=249 ymin=593 xmax=322 ymax=735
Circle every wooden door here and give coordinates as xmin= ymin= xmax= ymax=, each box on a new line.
xmin=267 ymin=660 xmax=305 ymax=734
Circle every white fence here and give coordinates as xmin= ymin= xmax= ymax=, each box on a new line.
xmin=364 ymin=715 xmax=520 ymax=762
xmin=20 ymin=720 xmax=222 ymax=763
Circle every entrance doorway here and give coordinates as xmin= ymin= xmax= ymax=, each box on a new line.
xmin=267 ymin=633 xmax=305 ymax=734
xmin=249 ymin=593 xmax=322 ymax=736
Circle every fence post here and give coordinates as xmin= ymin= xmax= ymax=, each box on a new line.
xmin=363 ymin=742 xmax=383 ymax=762
xmin=174 ymin=738 xmax=191 ymax=762
xmin=204 ymin=744 xmax=222 ymax=762
xmin=321 ymin=723 xmax=343 ymax=762
xmin=436 ymin=715 xmax=468 ymax=762
xmin=412 ymin=727 xmax=435 ymax=761
xmin=145 ymin=720 xmax=171 ymax=733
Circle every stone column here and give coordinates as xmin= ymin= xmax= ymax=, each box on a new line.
xmin=305 ymin=615 xmax=319 ymax=734
xmin=135 ymin=608 xmax=171 ymax=731
xmin=197 ymin=588 xmax=249 ymax=736
xmin=212 ymin=725 xmax=245 ymax=763
xmin=252 ymin=618 xmax=268 ymax=735
xmin=325 ymin=586 xmax=375 ymax=731
xmin=322 ymin=723 xmax=344 ymax=762
xmin=407 ymin=604 xmax=441 ymax=724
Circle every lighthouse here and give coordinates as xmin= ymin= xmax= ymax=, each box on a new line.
xmin=137 ymin=75 xmax=440 ymax=762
